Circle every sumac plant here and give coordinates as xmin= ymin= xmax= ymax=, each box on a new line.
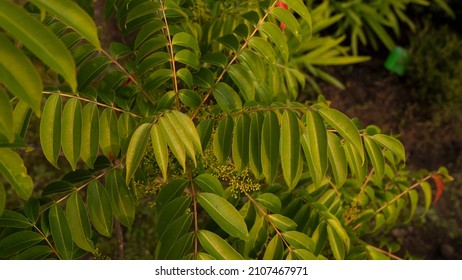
xmin=0 ymin=0 xmax=451 ymax=260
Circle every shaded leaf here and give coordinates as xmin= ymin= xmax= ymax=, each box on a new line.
xmin=0 ymin=231 xmax=44 ymax=259
xmin=245 ymin=216 xmax=268 ymax=258
xmin=157 ymin=196 xmax=191 ymax=237
xmin=66 ymin=192 xmax=95 ymax=252
xmin=172 ymin=32 xmax=200 ymax=53
xmin=14 ymin=245 xmax=52 ymax=260
xmin=213 ymin=82 xmax=242 ymax=113
xmin=49 ymin=204 xmax=74 ymax=260
xmin=232 ymin=113 xmax=251 ymax=171
xmin=194 ymin=174 xmax=224 ymax=197
xmin=0 ymin=182 xmax=5 ymax=217
xmin=213 ymin=116 xmax=234 ymax=163
xmin=256 ymin=193 xmax=281 ymax=214
xmin=0 ymin=148 xmax=33 ymax=200
xmin=107 ymin=170 xmax=135 ymax=229
xmin=87 ymin=181 xmax=113 ymax=237
xmin=61 ymin=98 xmax=82 ymax=170
xmin=0 ymin=210 xmax=32 ymax=228
xmin=259 ymin=22 xmax=289 ymax=62
xmin=249 ymin=112 xmax=264 ymax=179
xmin=280 ymin=110 xmax=302 ymax=189
xmin=196 ymin=119 xmax=213 ymax=151
xmin=156 ymin=179 xmax=188 ymax=212
xmin=327 ymin=224 xmax=345 ymax=260
xmin=261 ymin=111 xmax=280 ymax=183
xmin=227 ymin=64 xmax=255 ymax=102
xmin=271 ymin=7 xmax=302 ymax=40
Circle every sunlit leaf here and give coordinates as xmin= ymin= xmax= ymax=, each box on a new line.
xmin=125 ymin=123 xmax=151 ymax=182
xmin=40 ymin=94 xmax=62 ymax=168
xmin=194 ymin=174 xmax=224 ymax=197
xmin=61 ymin=98 xmax=82 ymax=170
xmin=197 ymin=230 xmax=244 ymax=260
xmin=261 ymin=111 xmax=280 ymax=183
xmin=0 ymin=148 xmax=33 ymax=200
xmin=280 ymin=110 xmax=302 ymax=189
xmin=80 ymin=103 xmax=99 ymax=168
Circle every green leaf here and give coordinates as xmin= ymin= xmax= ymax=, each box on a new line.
xmin=201 ymin=52 xmax=228 ymax=68
xmin=270 ymin=7 xmax=302 ymax=40
xmin=197 ymin=119 xmax=213 ymax=151
xmin=0 ymin=182 xmax=5 ymax=217
xmin=268 ymin=214 xmax=297 ymax=231
xmin=317 ymin=106 xmax=364 ymax=161
xmin=327 ymin=224 xmax=345 ymax=260
xmin=0 ymin=89 xmax=13 ymax=143
xmin=40 ymin=94 xmax=61 ymax=168
xmin=61 ymin=98 xmax=82 ymax=171
xmin=125 ymin=123 xmax=151 ymax=182
xmin=406 ymin=190 xmax=419 ymax=223
xmin=144 ymin=69 xmax=173 ymax=91
xmin=344 ymin=141 xmax=367 ymax=185
xmin=248 ymin=37 xmax=275 ymax=64
xmin=157 ymin=214 xmax=193 ymax=259
xmin=0 ymin=210 xmax=32 ymax=228
xmin=77 ymin=56 xmax=111 ymax=91
xmin=371 ymin=134 xmax=405 ymax=162
xmin=30 ymin=0 xmax=100 ymax=48
xmin=261 ymin=111 xmax=280 ymax=184
xmin=159 ymin=116 xmax=186 ymax=172
xmin=80 ymin=103 xmax=99 ymax=168
xmin=179 ymin=89 xmax=201 ymax=108
xmin=245 ymin=216 xmax=268 ymax=258
xmin=167 ymin=110 xmax=202 ymax=155
xmin=364 ymin=135 xmax=385 ymax=181
xmin=42 ymin=181 xmax=74 ymax=196
xmin=49 ymin=204 xmax=74 ymax=260
xmin=227 ymin=64 xmax=255 ymax=102
xmin=420 ymin=181 xmax=432 ymax=215
xmin=0 ymin=231 xmax=44 ymax=259
xmin=134 ymin=19 xmax=164 ymax=49
xmin=164 ymin=232 xmax=194 ymax=260
xmin=150 ymin=124 xmax=168 ymax=180
xmin=157 ymin=196 xmax=191 ymax=237
xmin=0 ymin=1 xmax=76 ymax=90
xmin=0 ymin=148 xmax=33 ymax=200
xmin=213 ymin=82 xmax=242 ymax=113
xmin=280 ymin=110 xmax=302 ymax=189
xmin=177 ymin=68 xmax=193 ymax=88
xmin=66 ymin=192 xmax=95 ymax=252
xmin=14 ymin=245 xmax=53 ymax=260
xmin=256 ymin=193 xmax=281 ymax=214
xmin=217 ymin=34 xmax=240 ymax=52
xmin=326 ymin=217 xmax=350 ymax=251
xmin=285 ymin=0 xmax=312 ymax=36
xmin=327 ymin=132 xmax=347 ymax=188
xmin=232 ymin=114 xmax=251 ymax=171
xmin=107 ymin=170 xmax=135 ymax=229
xmin=87 ymin=181 xmax=113 ymax=237
xmin=263 ymin=235 xmax=284 ymax=260
xmin=249 ymin=112 xmax=264 ymax=179
xmin=99 ymin=108 xmax=120 ymax=159
xmin=156 ymin=179 xmax=188 ymax=212
xmin=23 ymin=198 xmax=40 ymax=224
xmin=194 ymin=174 xmax=224 ymax=197
xmin=213 ymin=116 xmax=234 ymax=163
xmin=259 ymin=22 xmax=289 ymax=63
xmin=197 ymin=192 xmax=249 ymax=240
xmin=282 ymin=231 xmax=315 ymax=252
xmin=293 ymin=249 xmax=317 ymax=260
xmin=197 ymin=230 xmax=244 ymax=260
xmin=172 ymin=32 xmax=200 ymax=54
xmin=175 ymin=50 xmax=199 ymax=70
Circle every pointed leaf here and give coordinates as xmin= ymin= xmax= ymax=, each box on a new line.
xmin=245 ymin=216 xmax=268 ymax=258
xmin=125 ymin=123 xmax=151 ymax=182
xmin=280 ymin=110 xmax=302 ymax=189
xmin=285 ymin=0 xmax=312 ymax=35
xmin=327 ymin=132 xmax=347 ymax=188
xmin=175 ymin=49 xmax=199 ymax=70
xmin=326 ymin=217 xmax=350 ymax=251
xmin=248 ymin=37 xmax=275 ymax=64
xmin=213 ymin=82 xmax=242 ymax=113
xmin=256 ymin=193 xmax=281 ymax=214
xmin=49 ymin=204 xmax=74 ymax=260
xmin=107 ymin=170 xmax=135 ymax=229
xmin=150 ymin=124 xmax=169 ymax=179
xmin=371 ymin=134 xmax=405 ymax=162
xmin=99 ymin=108 xmax=120 ymax=159
xmin=317 ymin=106 xmax=364 ymax=161
xmin=157 ymin=196 xmax=192 ymax=237
xmin=157 ymin=214 xmax=192 ymax=258
xmin=364 ymin=135 xmax=385 ymax=181
xmin=66 ymin=192 xmax=95 ymax=252
xmin=0 ymin=1 xmax=76 ymax=90
xmin=201 ymin=52 xmax=228 ymax=68
xmin=164 ymin=231 xmax=194 ymax=260
xmin=327 ymin=224 xmax=345 ymax=260
xmin=0 ymin=231 xmax=44 ymax=259
xmin=179 ymin=89 xmax=201 ymax=108
xmin=0 ymin=35 xmax=41 ymax=117
xmin=263 ymin=235 xmax=284 ymax=260
xmin=420 ymin=181 xmax=432 ymax=215
xmin=197 ymin=230 xmax=244 ymax=260
xmin=0 ymin=210 xmax=32 ymax=228
xmin=197 ymin=192 xmax=249 ymax=240
xmin=259 ymin=22 xmax=289 ymax=62
xmin=213 ymin=116 xmax=234 ymax=163
xmin=80 ymin=103 xmax=99 ymax=168
xmin=14 ymin=245 xmax=53 ymax=260
xmin=270 ymin=7 xmax=302 ymax=40
xmin=227 ymin=64 xmax=255 ymax=102
xmin=194 ymin=174 xmax=224 ymax=197
xmin=344 ymin=141 xmax=367 ymax=185
xmin=61 ymin=98 xmax=82 ymax=171
xmin=232 ymin=113 xmax=251 ymax=171
xmin=249 ymin=112 xmax=264 ymax=179
xmin=172 ymin=32 xmax=200 ymax=54
xmin=77 ymin=56 xmax=111 ymax=91
xmin=406 ymin=190 xmax=419 ymax=223
xmin=40 ymin=94 xmax=61 ymax=168
xmin=282 ymin=231 xmax=315 ymax=252
xmin=261 ymin=111 xmax=280 ymax=183
xmin=159 ymin=116 xmax=186 ymax=172
xmin=87 ymin=181 xmax=113 ymax=237
xmin=268 ymin=214 xmax=297 ymax=231
xmin=197 ymin=119 xmax=214 ymax=151
xmin=167 ymin=110 xmax=202 ymax=155
xmin=0 ymin=148 xmax=33 ymax=200
xmin=156 ymin=179 xmax=188 ymax=212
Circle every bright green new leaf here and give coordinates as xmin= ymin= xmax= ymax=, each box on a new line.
xmin=49 ymin=204 xmax=74 ymax=260
xmin=285 ymin=0 xmax=312 ymax=36
xmin=227 ymin=64 xmax=255 ymax=102
xmin=168 ymin=110 xmax=202 ymax=154
xmin=213 ymin=82 xmax=242 ymax=113
xmin=194 ymin=174 xmax=224 ymax=197
xmin=0 ymin=231 xmax=44 ymax=259
xmin=197 ymin=230 xmax=244 ymax=260
xmin=364 ymin=135 xmax=385 ymax=182
xmin=249 ymin=112 xmax=264 ymax=179
xmin=232 ymin=114 xmax=251 ymax=171
xmin=259 ymin=22 xmax=289 ymax=63
xmin=213 ymin=116 xmax=234 ymax=163
xmin=263 ymin=235 xmax=284 ymax=260
xmin=99 ymin=108 xmax=120 ymax=159
xmin=280 ymin=110 xmax=302 ymax=189
xmin=172 ymin=32 xmax=200 ymax=54
xmin=0 ymin=35 xmax=42 ymax=116
xmin=268 ymin=214 xmax=297 ymax=231
xmin=87 ymin=181 xmax=113 ymax=237
xmin=0 ymin=1 xmax=76 ymax=90
xmin=107 ymin=170 xmax=136 ymax=229
xmin=344 ymin=141 xmax=367 ymax=185
xmin=151 ymin=124 xmax=169 ymax=180
xmin=40 ymin=94 xmax=61 ymax=168
xmin=317 ymin=106 xmax=364 ymax=161
xmin=327 ymin=224 xmax=345 ymax=260
xmin=159 ymin=116 xmax=186 ymax=172
xmin=406 ymin=189 xmax=419 ymax=223
xmin=66 ymin=192 xmax=95 ymax=252
xmin=0 ymin=89 xmax=14 ymax=142
xmin=61 ymin=98 xmax=82 ymax=171
xmin=0 ymin=148 xmax=33 ymax=200
xmin=197 ymin=192 xmax=249 ymax=240
xmin=30 ymin=0 xmax=100 ymax=48
xmin=261 ymin=111 xmax=280 ymax=184
xmin=80 ymin=103 xmax=99 ymax=168
xmin=327 ymin=132 xmax=347 ymax=188
xmin=371 ymin=134 xmax=405 ymax=162
xmin=270 ymin=7 xmax=302 ymax=41
xmin=125 ymin=123 xmax=151 ymax=182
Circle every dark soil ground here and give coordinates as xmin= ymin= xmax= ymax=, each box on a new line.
xmin=317 ymin=58 xmax=462 ymax=259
